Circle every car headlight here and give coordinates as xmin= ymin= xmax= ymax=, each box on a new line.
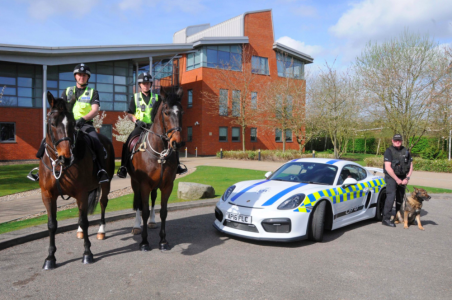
xmin=222 ymin=185 xmax=236 ymax=201
xmin=277 ymin=194 xmax=306 ymax=210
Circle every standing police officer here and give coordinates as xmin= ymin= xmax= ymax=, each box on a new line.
xmin=116 ymin=72 xmax=187 ymax=178
xmin=382 ymin=134 xmax=413 ymax=227
xmin=28 ymin=63 xmax=109 ymax=184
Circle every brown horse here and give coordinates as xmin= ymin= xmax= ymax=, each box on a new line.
xmin=39 ymin=92 xmax=115 ymax=269
xmin=127 ymin=87 xmax=183 ymax=251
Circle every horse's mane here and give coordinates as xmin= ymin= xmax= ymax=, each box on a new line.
xmin=151 ymin=97 xmax=162 ymax=123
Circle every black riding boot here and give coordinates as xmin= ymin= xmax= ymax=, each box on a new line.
xmin=96 ymin=147 xmax=109 ymax=184
xmin=176 ymin=151 xmax=187 ymax=175
xmin=117 ymin=143 xmax=128 ymax=179
xmin=27 ymin=139 xmax=46 ymax=182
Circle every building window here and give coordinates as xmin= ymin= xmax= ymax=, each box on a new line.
xmin=251 ymin=56 xmax=269 ymax=75
xmin=232 ymin=127 xmax=240 ymax=142
xmin=232 ymin=90 xmax=240 ymax=117
xmin=187 ymin=126 xmax=193 ymax=142
xmin=251 ymin=92 xmax=257 ymax=110
xmin=186 ymin=45 xmax=242 ymax=71
xmin=219 ymin=127 xmax=228 ymax=142
xmin=186 ymin=49 xmax=202 ymax=71
xmin=153 ymin=59 xmax=173 ymax=79
xmin=250 ymin=128 xmax=257 ymax=142
xmin=0 ymin=122 xmax=15 ymax=142
xmin=275 ymin=129 xmax=292 ymax=142
xmin=285 ymin=129 xmax=293 ymax=142
xmin=188 ymin=89 xmax=193 ymax=108
xmin=219 ymin=89 xmax=228 ymax=116
xmin=99 ymin=124 xmax=112 ymax=141
xmin=276 ymin=53 xmax=304 ymax=79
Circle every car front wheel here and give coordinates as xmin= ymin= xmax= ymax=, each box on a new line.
xmin=375 ymin=190 xmax=386 ymax=221
xmin=308 ymin=201 xmax=326 ymax=242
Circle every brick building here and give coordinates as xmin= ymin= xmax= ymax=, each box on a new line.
xmin=0 ymin=9 xmax=313 ymax=161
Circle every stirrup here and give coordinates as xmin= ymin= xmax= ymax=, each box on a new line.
xmin=176 ymin=164 xmax=188 ymax=175
xmin=27 ymin=168 xmax=40 ymax=182
xmin=117 ymin=166 xmax=127 ymax=179
xmin=97 ymin=169 xmax=109 ymax=183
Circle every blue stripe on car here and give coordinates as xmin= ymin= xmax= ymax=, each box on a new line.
xmin=230 ymin=180 xmax=268 ymax=202
xmin=326 ymin=159 xmax=340 ymax=164
xmin=261 ymin=183 xmax=308 ymax=206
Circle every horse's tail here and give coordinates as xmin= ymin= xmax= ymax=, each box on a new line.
xmin=87 ymin=186 xmax=101 ymax=214
xmin=133 ymin=188 xmax=142 ymax=211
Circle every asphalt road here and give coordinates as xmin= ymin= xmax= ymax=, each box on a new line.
xmin=1 ymin=199 xmax=451 ymax=300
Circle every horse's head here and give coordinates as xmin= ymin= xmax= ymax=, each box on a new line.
xmin=159 ymin=87 xmax=184 ymax=150
xmin=46 ymin=92 xmax=76 ymax=166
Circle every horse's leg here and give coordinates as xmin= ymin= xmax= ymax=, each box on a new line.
xmin=42 ymin=192 xmax=58 ymax=270
xmin=148 ymin=189 xmax=158 ymax=229
xmin=97 ymin=185 xmax=109 ymax=240
xmin=77 ymin=226 xmax=83 ymax=239
xmin=131 ymin=179 xmax=142 ymax=235
xmin=139 ymin=184 xmax=151 ymax=251
xmin=158 ymin=184 xmax=173 ymax=251
xmin=78 ymin=194 xmax=94 ymax=264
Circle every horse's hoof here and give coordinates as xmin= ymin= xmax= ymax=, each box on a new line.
xmin=140 ymin=244 xmax=150 ymax=252
xmin=42 ymin=259 xmax=56 ymax=270
xmin=82 ymin=254 xmax=94 ymax=264
xmin=97 ymin=233 xmax=105 ymax=240
xmin=147 ymin=222 xmax=158 ymax=229
xmin=76 ymin=232 xmax=84 ymax=239
xmin=131 ymin=228 xmax=141 ymax=235
xmin=159 ymin=243 xmax=170 ymax=251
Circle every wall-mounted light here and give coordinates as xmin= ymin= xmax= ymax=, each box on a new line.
xmin=195 ymin=121 xmax=199 ymax=126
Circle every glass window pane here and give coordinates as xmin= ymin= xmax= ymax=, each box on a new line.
xmin=187 ymin=53 xmax=194 ymax=68
xmin=231 ymin=53 xmax=242 ymax=71
xmin=18 ymin=77 xmax=32 ymax=87
xmin=275 ymin=129 xmax=282 ymax=142
xmin=285 ymin=129 xmax=292 ymax=142
xmin=97 ymin=83 xmax=113 ymax=93
xmin=98 ymin=61 xmax=113 ymax=66
xmin=114 ymin=76 xmax=126 ymax=85
xmin=251 ymin=92 xmax=257 ymax=109
xmin=207 ymin=45 xmax=217 ymax=50
xmin=33 ymin=88 xmax=42 ymax=98
xmin=232 ymin=128 xmax=240 ymax=141
xmin=18 ymin=97 xmax=32 ymax=107
xmin=0 ymin=123 xmax=15 ymax=141
xmin=48 ymin=90 xmax=58 ymax=98
xmin=251 ymin=128 xmax=257 ymax=141
xmin=232 ymin=90 xmax=240 ymax=117
xmin=0 ymin=77 xmax=16 ymax=85
xmin=3 ymin=87 xmax=16 ymax=95
xmin=115 ymin=61 xmax=129 ymax=68
xmin=99 ymin=92 xmax=113 ymax=101
xmin=187 ymin=127 xmax=193 ymax=141
xmin=114 ymin=102 xmax=127 ymax=111
xmin=33 ymin=98 xmax=42 ymax=108
xmin=194 ymin=51 xmax=201 ymax=65
xmin=219 ymin=89 xmax=228 ymax=116
xmin=188 ymin=90 xmax=193 ymax=107
xmin=18 ymin=87 xmax=32 ymax=97
xmin=218 ymin=45 xmax=229 ymax=52
xmin=219 ymin=127 xmax=227 ymax=141
xmin=34 ymin=78 xmax=42 ymax=88
xmin=114 ymin=67 xmax=127 ymax=76
xmin=47 ymin=80 xmax=58 ymax=89
xmin=230 ymin=45 xmax=241 ymax=53
xmin=218 ymin=51 xmax=230 ymax=66
xmin=59 ymin=81 xmax=73 ymax=90
xmin=101 ymin=102 xmax=113 ymax=110
xmin=59 ymin=90 xmax=66 ymax=97
xmin=97 ymin=74 xmax=114 ymax=84
xmin=59 ymin=72 xmax=73 ymax=81
xmin=18 ymin=65 xmax=34 ymax=77
xmin=115 ymin=94 xmax=127 ymax=102
xmin=207 ymin=49 xmax=218 ymax=64
xmin=97 ymin=65 xmax=114 ymax=75
xmin=115 ymin=85 xmax=127 ymax=93
xmin=90 ymin=74 xmax=97 ymax=82
xmin=47 ymin=66 xmax=58 ymax=80
xmin=0 ymin=64 xmax=16 ymax=76
xmin=0 ymin=96 xmax=17 ymax=106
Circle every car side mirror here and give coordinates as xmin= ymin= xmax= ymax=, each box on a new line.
xmin=265 ymin=171 xmax=272 ymax=179
xmin=342 ymin=178 xmax=358 ymax=187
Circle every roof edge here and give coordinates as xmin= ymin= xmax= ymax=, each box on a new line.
xmin=272 ymin=42 xmax=314 ymax=64
xmin=193 ymin=37 xmax=249 ymax=47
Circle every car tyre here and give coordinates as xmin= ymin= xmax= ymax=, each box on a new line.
xmin=375 ymin=189 xmax=386 ymax=221
xmin=308 ymin=201 xmax=326 ymax=242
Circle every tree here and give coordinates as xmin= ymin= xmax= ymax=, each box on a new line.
xmin=201 ymin=44 xmax=261 ymax=151
xmin=93 ymin=110 xmax=107 ymax=133
xmin=113 ymin=112 xmax=135 ymax=143
xmin=308 ymin=64 xmax=360 ymax=158
xmin=355 ymin=30 xmax=450 ymax=149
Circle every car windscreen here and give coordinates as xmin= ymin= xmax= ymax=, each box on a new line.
xmin=269 ymin=162 xmax=338 ymax=185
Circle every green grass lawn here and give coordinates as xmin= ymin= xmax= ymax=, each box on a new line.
xmin=0 ymin=166 xmax=266 ymax=234
xmin=0 ymin=162 xmax=122 ymax=197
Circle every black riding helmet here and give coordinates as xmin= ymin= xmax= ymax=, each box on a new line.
xmin=73 ymin=63 xmax=91 ymax=78
xmin=137 ymin=72 xmax=153 ymax=84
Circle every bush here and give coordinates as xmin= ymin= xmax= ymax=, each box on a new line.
xmin=217 ymin=150 xmax=334 ymax=162
xmin=364 ymin=156 xmax=452 ymax=173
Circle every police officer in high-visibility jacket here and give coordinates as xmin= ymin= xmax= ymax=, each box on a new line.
xmin=27 ymin=63 xmax=109 ymax=184
xmin=116 ymin=72 xmax=187 ymax=178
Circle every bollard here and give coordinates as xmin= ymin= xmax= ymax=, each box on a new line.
xmin=185 ymin=147 xmax=187 ymax=158
xmin=196 ymin=147 xmax=197 ymax=157
xmin=220 ymin=148 xmax=223 ymax=159
xmin=258 ymin=149 xmax=261 ymax=161
xmin=313 ymin=150 xmax=316 ymax=158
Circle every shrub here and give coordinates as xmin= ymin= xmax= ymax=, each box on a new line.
xmin=216 ymin=150 xmax=334 ymax=162
xmin=364 ymin=156 xmax=452 ymax=173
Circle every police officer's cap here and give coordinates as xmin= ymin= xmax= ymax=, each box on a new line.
xmin=73 ymin=63 xmax=91 ymax=77
xmin=138 ymin=72 xmax=153 ymax=83
xmin=392 ymin=134 xmax=403 ymax=141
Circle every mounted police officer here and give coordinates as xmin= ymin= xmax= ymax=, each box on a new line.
xmin=28 ymin=63 xmax=109 ymax=184
xmin=116 ymin=72 xmax=187 ymax=178
xmin=382 ymin=134 xmax=413 ymax=227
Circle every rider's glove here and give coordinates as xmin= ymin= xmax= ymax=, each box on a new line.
xmin=136 ymin=120 xmax=146 ymax=128
xmin=75 ymin=118 xmax=86 ymax=129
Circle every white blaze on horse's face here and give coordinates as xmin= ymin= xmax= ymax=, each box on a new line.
xmin=62 ymin=116 xmax=68 ymax=137
xmin=172 ymin=105 xmax=179 ymax=117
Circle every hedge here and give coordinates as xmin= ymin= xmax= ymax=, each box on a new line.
xmin=216 ymin=150 xmax=334 ymax=161
xmin=364 ymin=156 xmax=452 ymax=173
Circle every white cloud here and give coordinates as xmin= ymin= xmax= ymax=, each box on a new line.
xmin=294 ymin=5 xmax=317 ymax=17
xmin=329 ymin=0 xmax=452 ymax=62
xmin=22 ymin=0 xmax=100 ymax=20
xmin=118 ymin=0 xmax=205 ymax=14
xmin=276 ymin=36 xmax=323 ymax=57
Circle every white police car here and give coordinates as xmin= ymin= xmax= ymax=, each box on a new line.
xmin=214 ymin=158 xmax=386 ymax=242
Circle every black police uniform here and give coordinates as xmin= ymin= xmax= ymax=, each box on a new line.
xmin=383 ymin=145 xmax=412 ymax=223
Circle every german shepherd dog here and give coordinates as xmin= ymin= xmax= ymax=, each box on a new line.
xmin=394 ymin=187 xmax=431 ymax=230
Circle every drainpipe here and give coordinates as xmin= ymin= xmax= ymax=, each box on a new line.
xmin=149 ymin=56 xmax=153 ymax=93
xmin=42 ymin=65 xmax=47 ymax=138
xmin=135 ymin=62 xmax=139 ymax=94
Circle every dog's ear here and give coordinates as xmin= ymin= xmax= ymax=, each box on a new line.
xmin=413 ymin=187 xmax=418 ymax=192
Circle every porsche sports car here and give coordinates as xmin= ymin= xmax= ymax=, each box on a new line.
xmin=213 ymin=158 xmax=387 ymax=242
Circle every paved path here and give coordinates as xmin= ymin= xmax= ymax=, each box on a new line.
xmin=1 ymin=157 xmax=451 ymax=223
xmin=1 ymin=199 xmax=452 ymax=299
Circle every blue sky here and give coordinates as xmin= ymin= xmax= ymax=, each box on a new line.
xmin=1 ymin=0 xmax=451 ymax=69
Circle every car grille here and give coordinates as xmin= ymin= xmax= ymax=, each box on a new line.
xmin=261 ymin=218 xmax=291 ymax=233
xmin=223 ymin=220 xmax=259 ymax=233
xmin=215 ymin=207 xmax=223 ymax=222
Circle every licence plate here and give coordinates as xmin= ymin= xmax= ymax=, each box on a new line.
xmin=226 ymin=212 xmax=252 ymax=224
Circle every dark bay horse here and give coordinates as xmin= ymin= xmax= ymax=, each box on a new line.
xmin=39 ymin=92 xmax=114 ymax=269
xmin=127 ymin=87 xmax=184 ymax=251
